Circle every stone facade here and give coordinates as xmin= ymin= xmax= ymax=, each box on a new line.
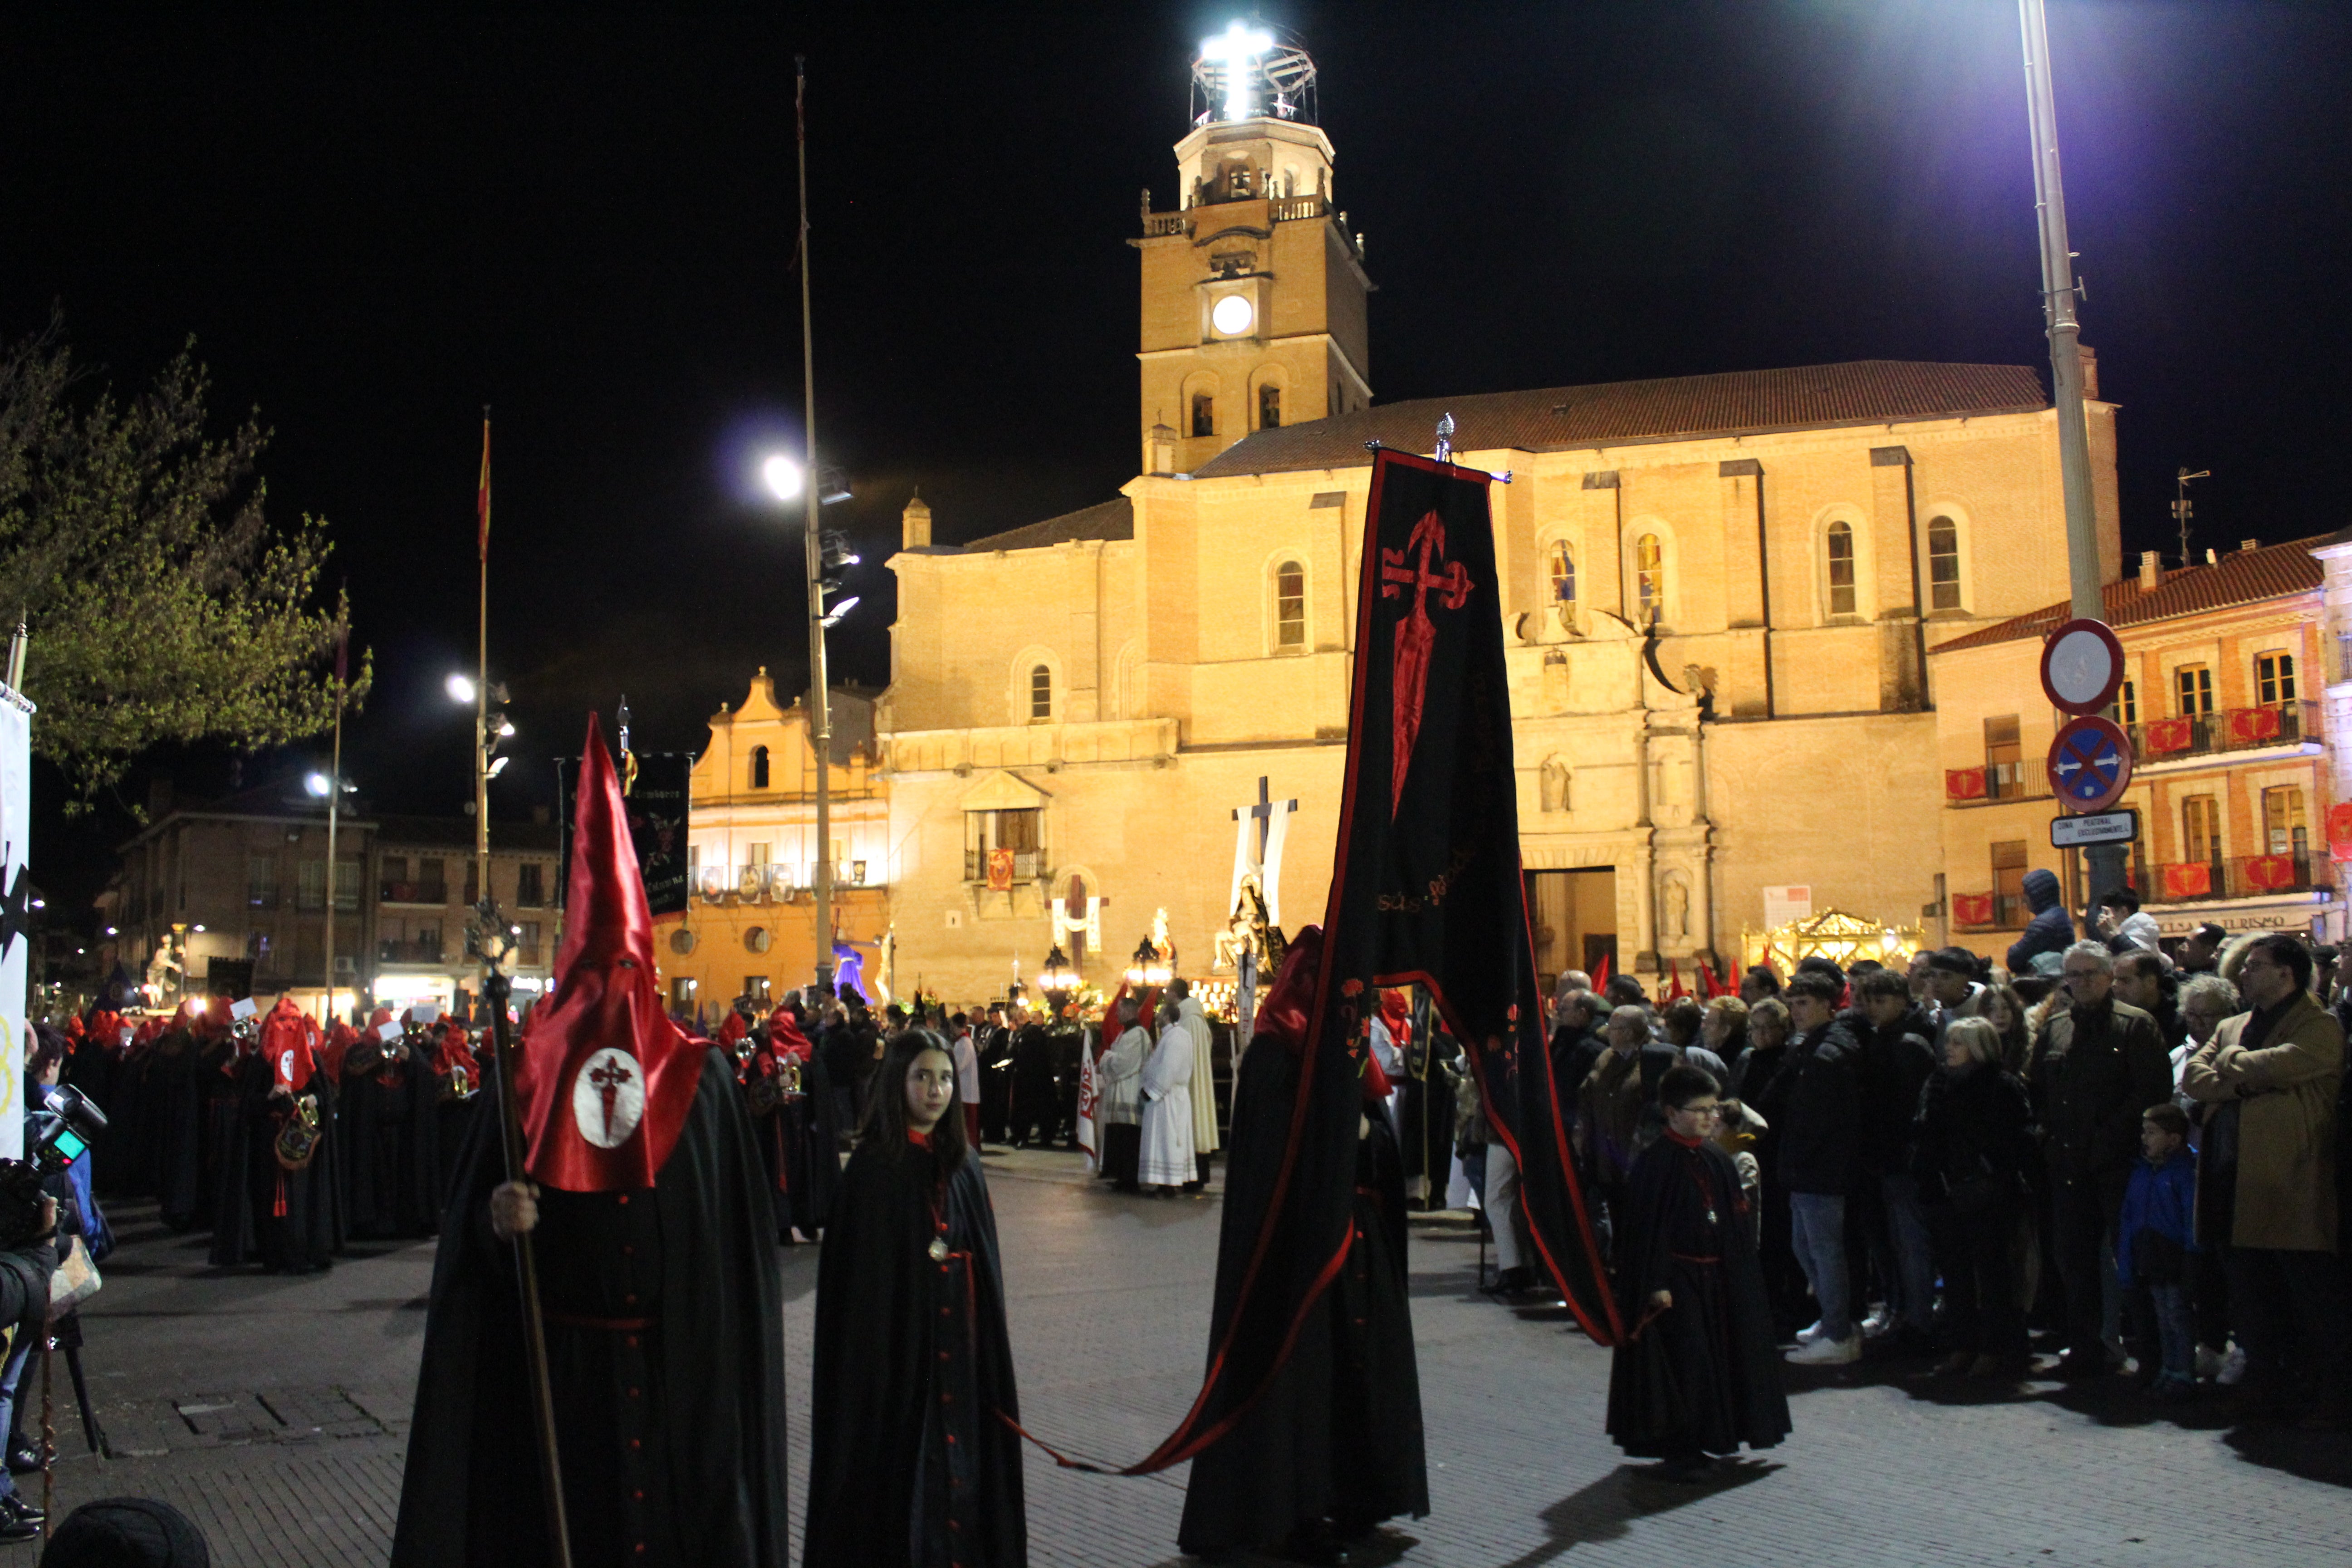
xmin=662 ymin=670 xmax=891 ymax=1017
xmin=1929 ymin=539 xmax=2335 ymax=953
xmin=871 ymin=63 xmax=2127 ymax=1006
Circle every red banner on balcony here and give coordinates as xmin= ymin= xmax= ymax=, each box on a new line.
xmin=2161 ymin=862 xmax=2213 ymax=900
xmin=2244 ymin=854 xmax=2298 ymax=892
xmin=2229 ymin=706 xmax=2283 ymax=745
xmin=986 ymin=847 xmax=1014 ymax=892
xmin=2329 ymin=802 xmax=2352 ymax=862
xmin=2143 ymin=717 xmax=2194 ymax=755
xmin=1951 ymin=892 xmax=1995 ymax=926
xmin=1945 ymin=768 xmax=1986 ymax=801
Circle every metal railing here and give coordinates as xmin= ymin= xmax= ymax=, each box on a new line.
xmin=1269 ymin=195 xmax=1329 ymax=223
xmin=376 ymin=937 xmax=445 ymax=965
xmin=964 ymin=849 xmax=1044 ymax=883
xmin=379 ymin=879 xmax=449 ymax=905
xmin=2130 ymin=701 xmax=2319 ymax=762
xmin=1142 ymin=211 xmax=1186 ymax=237
xmin=2146 ymin=854 xmax=2321 ymax=903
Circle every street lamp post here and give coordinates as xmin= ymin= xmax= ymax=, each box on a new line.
xmin=448 ymin=671 xmax=514 ymax=1018
xmin=794 ymin=54 xmax=835 ymax=997
xmin=304 ymin=769 xmax=355 ymax=1023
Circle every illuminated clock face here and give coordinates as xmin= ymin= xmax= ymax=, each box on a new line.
xmin=1211 ymin=294 xmax=1254 ymax=335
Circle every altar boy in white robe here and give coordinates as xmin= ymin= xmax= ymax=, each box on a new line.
xmin=1138 ymin=1000 xmax=1198 ymax=1194
xmin=1095 ymin=997 xmax=1149 ymax=1192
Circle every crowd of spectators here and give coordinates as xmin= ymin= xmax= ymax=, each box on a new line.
xmin=1494 ymin=912 xmax=2347 ymax=1429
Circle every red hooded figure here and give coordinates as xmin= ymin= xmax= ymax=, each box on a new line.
xmin=261 ymin=996 xmax=318 ymax=1094
xmin=394 ymin=715 xmax=790 ymax=1568
xmin=513 ymin=719 xmax=705 ymax=1193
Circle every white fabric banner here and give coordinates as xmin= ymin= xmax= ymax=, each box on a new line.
xmin=0 ymin=690 xmax=30 ymax=1160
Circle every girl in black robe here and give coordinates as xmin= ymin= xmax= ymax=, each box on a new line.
xmin=1606 ymin=1064 xmax=1791 ymax=1479
xmin=804 ymin=1031 xmax=1025 ymax=1568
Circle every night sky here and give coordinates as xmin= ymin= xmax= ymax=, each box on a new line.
xmin=6 ymin=2 xmax=2347 ymax=916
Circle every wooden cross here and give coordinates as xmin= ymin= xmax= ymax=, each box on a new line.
xmin=1233 ymin=775 xmax=1298 ymax=864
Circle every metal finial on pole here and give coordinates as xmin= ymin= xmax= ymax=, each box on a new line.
xmin=1433 ymin=412 xmax=1455 ymax=465
xmin=2173 ymin=468 xmax=2210 ymax=569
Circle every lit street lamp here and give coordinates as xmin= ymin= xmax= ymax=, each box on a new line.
xmin=448 ymin=672 xmax=516 ymax=912
xmin=304 ymin=766 xmax=357 ymax=1021
xmin=1039 ymin=944 xmax=1075 ymax=999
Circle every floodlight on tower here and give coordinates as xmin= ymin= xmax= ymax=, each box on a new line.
xmin=1200 ymin=21 xmax=1275 ymax=120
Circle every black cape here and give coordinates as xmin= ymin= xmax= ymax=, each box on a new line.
xmin=803 ymin=1135 xmax=1025 ymax=1568
xmin=341 ymin=1043 xmax=442 ymax=1239
xmin=1176 ymin=1052 xmax=1428 ymax=1555
xmin=245 ymin=1067 xmax=337 ymax=1274
xmin=202 ymin=1048 xmax=257 ymax=1266
xmin=392 ymin=1045 xmax=789 ymax=1568
xmin=1604 ymin=1135 xmax=1790 ymax=1460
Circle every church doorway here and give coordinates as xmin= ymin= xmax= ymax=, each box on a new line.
xmin=1525 ymin=868 xmax=1617 ymax=991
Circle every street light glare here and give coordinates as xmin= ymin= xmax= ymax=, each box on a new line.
xmin=305 ymin=772 xmax=333 ymax=798
xmin=761 ymin=454 xmax=805 ymax=503
xmin=446 ymin=673 xmax=478 ymax=705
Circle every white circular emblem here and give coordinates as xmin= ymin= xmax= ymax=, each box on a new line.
xmin=571 ymin=1047 xmax=646 ymax=1149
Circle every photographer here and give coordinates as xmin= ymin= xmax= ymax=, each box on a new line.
xmin=0 ymin=1034 xmax=72 ymax=1541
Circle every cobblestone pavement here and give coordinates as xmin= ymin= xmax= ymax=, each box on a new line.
xmin=30 ymin=1148 xmax=2351 ymax=1565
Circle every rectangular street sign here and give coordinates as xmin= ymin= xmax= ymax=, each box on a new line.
xmin=2051 ymin=808 xmax=2138 ymax=848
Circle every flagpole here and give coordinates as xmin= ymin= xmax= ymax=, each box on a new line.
xmin=321 ymin=603 xmax=346 ymax=1029
xmin=475 ymin=411 xmax=573 ymax=1568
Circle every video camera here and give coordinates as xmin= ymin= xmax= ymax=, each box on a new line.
xmin=0 ymin=1086 xmax=109 ymax=1248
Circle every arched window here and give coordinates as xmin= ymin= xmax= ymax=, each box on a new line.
xmin=1259 ymin=383 xmax=1282 ymax=429
xmin=1191 ymin=393 xmax=1215 ymax=438
xmin=1029 ymin=664 xmax=1053 ymax=721
xmin=1634 ymin=534 xmax=1664 ymax=622
xmin=1928 ymin=517 xmax=1961 ymax=610
xmin=1274 ymin=561 xmax=1307 ymax=648
xmin=1826 ymin=521 xmax=1857 ymax=616
xmin=1547 ymin=540 xmax=1576 ymax=607
xmin=750 ymin=745 xmax=770 ymax=789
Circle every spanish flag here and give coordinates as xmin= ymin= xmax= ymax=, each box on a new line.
xmin=476 ymin=415 xmax=492 ymax=562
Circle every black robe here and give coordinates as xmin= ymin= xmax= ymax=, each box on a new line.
xmin=202 ymin=1049 xmax=258 ymax=1267
xmin=1176 ymin=1064 xmax=1428 ymax=1556
xmin=804 ymin=1135 xmax=1024 ymax=1568
xmin=341 ymin=1044 xmax=442 ymax=1240
xmin=749 ymin=1075 xmax=836 ymax=1244
xmin=392 ymin=1045 xmax=789 ymax=1568
xmin=245 ymin=1068 xmax=337 ymax=1274
xmin=149 ymin=1041 xmax=205 ymax=1226
xmin=1604 ymin=1135 xmax=1790 ymax=1460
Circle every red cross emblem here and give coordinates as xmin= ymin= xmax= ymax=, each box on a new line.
xmin=1379 ymin=509 xmax=1474 ymax=815
xmin=588 ymin=1055 xmax=636 ymax=1144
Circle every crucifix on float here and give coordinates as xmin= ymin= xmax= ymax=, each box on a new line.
xmin=1230 ymin=775 xmax=1298 ymax=931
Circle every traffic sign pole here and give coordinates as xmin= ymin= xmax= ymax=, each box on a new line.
xmin=2039 ymin=620 xmax=2136 ymax=931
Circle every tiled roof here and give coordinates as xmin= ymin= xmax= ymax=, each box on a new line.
xmin=959 ymin=495 xmax=1133 ymax=553
xmin=1928 ymin=536 xmax=2327 ymax=654
xmin=1191 ymin=360 xmax=2048 ymax=478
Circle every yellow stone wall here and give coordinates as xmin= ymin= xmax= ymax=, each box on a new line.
xmin=659 ymin=670 xmax=891 ymax=1016
xmin=880 ymin=401 xmax=2112 ymax=1004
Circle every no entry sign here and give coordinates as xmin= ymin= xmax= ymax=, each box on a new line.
xmin=2040 ymin=618 xmax=2127 ymax=716
xmin=2048 ymin=715 xmax=2134 ymax=813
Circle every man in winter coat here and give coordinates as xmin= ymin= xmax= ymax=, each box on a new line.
xmin=2030 ymin=941 xmax=2172 ymax=1378
xmin=1774 ymin=972 xmax=1866 ymax=1365
xmin=2006 ymin=867 xmax=2076 ymax=976
xmin=2180 ymin=933 xmax=2346 ymax=1423
xmin=1852 ymin=969 xmax=1939 ymax=1348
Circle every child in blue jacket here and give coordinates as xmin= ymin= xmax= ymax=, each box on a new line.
xmin=2117 ymin=1102 xmax=2199 ymax=1397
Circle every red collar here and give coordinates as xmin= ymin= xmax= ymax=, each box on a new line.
xmin=1663 ymin=1127 xmax=1706 ymax=1148
xmin=906 ymin=1128 xmax=932 ymax=1148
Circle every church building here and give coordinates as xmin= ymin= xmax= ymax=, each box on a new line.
xmin=877 ymin=30 xmax=2123 ymax=1003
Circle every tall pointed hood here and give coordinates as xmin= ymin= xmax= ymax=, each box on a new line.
xmin=515 ymin=716 xmax=706 ymax=1191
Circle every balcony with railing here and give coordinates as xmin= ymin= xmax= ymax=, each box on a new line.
xmin=2144 ymin=854 xmax=2322 ymax=903
xmin=964 ymin=849 xmax=1045 ymax=884
xmin=2130 ymin=701 xmax=2320 ymax=764
xmin=1950 ymin=892 xmax=2035 ymax=931
xmin=1945 ymin=760 xmax=2049 ymax=805
xmin=695 ymin=862 xmax=876 ymax=905
xmin=379 ymin=879 xmax=450 ymax=906
xmin=377 ymin=936 xmax=446 ymax=965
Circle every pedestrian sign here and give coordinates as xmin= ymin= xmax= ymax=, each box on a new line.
xmin=2047 ymin=715 xmax=2133 ymax=814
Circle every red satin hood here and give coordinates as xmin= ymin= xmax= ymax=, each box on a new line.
xmin=515 ymin=717 xmax=704 ymax=1191
xmin=261 ymin=997 xmax=318 ymax=1092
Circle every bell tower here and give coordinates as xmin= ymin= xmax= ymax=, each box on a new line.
xmin=1133 ymin=24 xmax=1373 ymax=475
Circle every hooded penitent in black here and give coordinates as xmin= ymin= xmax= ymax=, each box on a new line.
xmin=803 ymin=1132 xmax=1025 ymax=1568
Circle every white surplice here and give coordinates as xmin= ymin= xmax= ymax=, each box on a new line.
xmin=1138 ymin=1020 xmax=1197 ymax=1187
